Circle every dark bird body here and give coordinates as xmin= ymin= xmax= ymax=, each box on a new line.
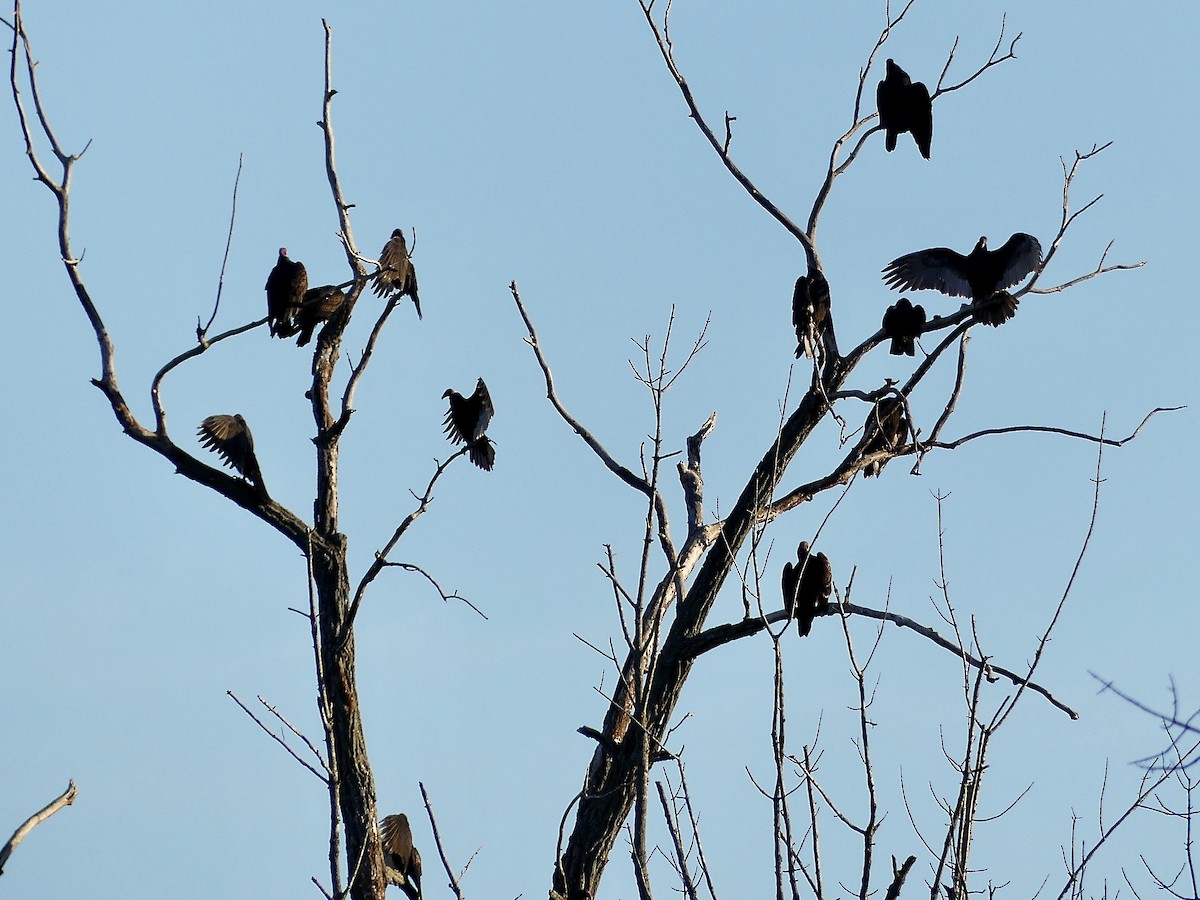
xmin=197 ymin=414 xmax=269 ymax=499
xmin=381 ymin=814 xmax=422 ymax=900
xmin=861 ymin=397 xmax=908 ymax=477
xmin=265 ymin=248 xmax=307 ymax=338
xmin=876 ymin=59 xmax=933 ymax=159
xmin=443 ymin=378 xmax=495 ymax=471
xmin=781 ymin=541 xmax=833 ymax=637
xmin=791 ymin=270 xmax=832 ymax=359
xmin=294 ymin=285 xmax=347 ymax=347
xmin=374 ymin=229 xmax=421 ymax=318
xmin=881 ymin=297 xmax=926 ymax=356
xmin=882 ymin=233 xmax=1042 ymax=304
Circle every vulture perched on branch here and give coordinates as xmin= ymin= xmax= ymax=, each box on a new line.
xmin=791 ymin=270 xmax=832 ymax=359
xmin=373 ymin=229 xmax=422 ymax=319
xmin=294 ymin=285 xmax=347 ymax=347
xmin=381 ymin=813 xmax=422 ymax=900
xmin=264 ymin=248 xmax=307 ymax=338
xmin=876 ymin=59 xmax=933 ymax=159
xmin=882 ymin=233 xmax=1042 ymax=306
xmin=781 ymin=541 xmax=833 ymax=637
xmin=861 ymin=397 xmax=908 ymax=478
xmin=443 ymin=378 xmax=495 ymax=471
xmin=197 ymin=414 xmax=269 ymax=500
xmin=881 ymin=297 xmax=927 ymax=356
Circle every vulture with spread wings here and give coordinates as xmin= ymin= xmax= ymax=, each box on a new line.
xmin=373 ymin=229 xmax=422 ymax=318
xmin=876 ymin=59 xmax=933 ymax=159
xmin=882 ymin=233 xmax=1042 ymax=304
xmin=265 ymin=248 xmax=307 ymax=338
xmin=197 ymin=414 xmax=269 ymax=500
xmin=443 ymin=378 xmax=495 ymax=471
xmin=781 ymin=541 xmax=833 ymax=637
xmin=381 ymin=813 xmax=422 ymax=900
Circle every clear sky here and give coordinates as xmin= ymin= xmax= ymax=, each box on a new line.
xmin=3 ymin=1 xmax=1196 ymax=897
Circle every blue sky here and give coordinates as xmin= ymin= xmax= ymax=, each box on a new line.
xmin=3 ymin=1 xmax=1196 ymax=897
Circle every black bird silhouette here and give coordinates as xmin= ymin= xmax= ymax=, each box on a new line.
xmin=881 ymin=297 xmax=927 ymax=356
xmin=882 ymin=233 xmax=1042 ymax=304
xmin=792 ymin=270 xmax=832 ymax=359
xmin=861 ymin=397 xmax=908 ymax=478
xmin=265 ymin=248 xmax=307 ymax=338
xmin=781 ymin=541 xmax=833 ymax=637
xmin=443 ymin=378 xmax=495 ymax=471
xmin=373 ymin=229 xmax=422 ymax=318
xmin=294 ymin=285 xmax=347 ymax=347
xmin=197 ymin=414 xmax=269 ymax=500
xmin=381 ymin=813 xmax=422 ymax=900
xmin=876 ymin=59 xmax=933 ymax=159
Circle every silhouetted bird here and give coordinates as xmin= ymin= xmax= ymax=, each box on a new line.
xmin=882 ymin=233 xmax=1042 ymax=305
xmin=443 ymin=378 xmax=495 ymax=471
xmin=971 ymin=290 xmax=1019 ymax=327
xmin=381 ymin=813 xmax=422 ymax=900
xmin=781 ymin=541 xmax=833 ymax=637
xmin=861 ymin=397 xmax=908 ymax=477
xmin=373 ymin=229 xmax=421 ymax=319
xmin=792 ymin=270 xmax=832 ymax=359
xmin=881 ymin=297 xmax=927 ymax=356
xmin=265 ymin=248 xmax=307 ymax=338
xmin=197 ymin=414 xmax=269 ymax=500
xmin=294 ymin=285 xmax=347 ymax=347
xmin=876 ymin=59 xmax=933 ymax=159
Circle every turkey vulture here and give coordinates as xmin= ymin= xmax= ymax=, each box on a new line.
xmin=881 ymin=297 xmax=927 ymax=356
xmin=792 ymin=270 xmax=832 ymax=359
xmin=876 ymin=59 xmax=933 ymax=159
xmin=294 ymin=285 xmax=347 ymax=347
xmin=197 ymin=414 xmax=269 ymax=500
xmin=381 ymin=813 xmax=422 ymax=900
xmin=861 ymin=397 xmax=908 ymax=477
xmin=882 ymin=233 xmax=1042 ymax=304
xmin=373 ymin=229 xmax=422 ymax=319
xmin=443 ymin=378 xmax=495 ymax=471
xmin=781 ymin=541 xmax=833 ymax=637
xmin=265 ymin=248 xmax=307 ymax=338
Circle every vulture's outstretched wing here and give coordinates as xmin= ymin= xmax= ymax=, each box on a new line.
xmin=381 ymin=814 xmax=422 ymax=900
xmin=882 ymin=247 xmax=973 ymax=298
xmin=197 ymin=414 xmax=269 ymax=499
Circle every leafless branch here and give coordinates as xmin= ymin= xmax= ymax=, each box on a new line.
xmin=420 ymin=783 xmax=469 ymax=900
xmin=0 ymin=780 xmax=77 ymax=877
xmin=227 ymin=690 xmax=330 ymax=783
xmin=201 ymin=153 xmax=243 ymax=336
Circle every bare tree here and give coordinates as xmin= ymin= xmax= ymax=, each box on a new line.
xmin=5 ymin=1 xmax=1186 ymax=898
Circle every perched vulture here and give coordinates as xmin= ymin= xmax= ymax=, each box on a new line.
xmin=972 ymin=290 xmax=1020 ymax=327
xmin=781 ymin=541 xmax=834 ymax=637
xmin=861 ymin=397 xmax=908 ymax=478
xmin=294 ymin=285 xmax=347 ymax=347
xmin=791 ymin=270 xmax=832 ymax=359
xmin=381 ymin=813 xmax=422 ymax=900
xmin=265 ymin=248 xmax=307 ymax=338
xmin=881 ymin=297 xmax=927 ymax=356
xmin=876 ymin=59 xmax=933 ymax=159
xmin=882 ymin=233 xmax=1042 ymax=304
xmin=443 ymin=378 xmax=495 ymax=471
xmin=373 ymin=229 xmax=422 ymax=319
xmin=197 ymin=414 xmax=269 ymax=500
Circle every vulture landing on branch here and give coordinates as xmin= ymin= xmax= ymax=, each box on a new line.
xmin=294 ymin=285 xmax=347 ymax=347
xmin=861 ymin=397 xmax=908 ymax=478
xmin=881 ymin=297 xmax=927 ymax=356
xmin=373 ymin=229 xmax=422 ymax=318
xmin=791 ymin=270 xmax=832 ymax=359
xmin=876 ymin=59 xmax=933 ymax=159
xmin=781 ymin=541 xmax=833 ymax=637
xmin=265 ymin=248 xmax=307 ymax=338
xmin=381 ymin=813 xmax=422 ymax=900
xmin=882 ymin=233 xmax=1042 ymax=306
xmin=443 ymin=378 xmax=495 ymax=471
xmin=197 ymin=414 xmax=269 ymax=500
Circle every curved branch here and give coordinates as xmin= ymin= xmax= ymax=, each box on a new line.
xmin=0 ymin=780 xmax=77 ymax=877
xmin=929 ymin=406 xmax=1180 ymax=452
